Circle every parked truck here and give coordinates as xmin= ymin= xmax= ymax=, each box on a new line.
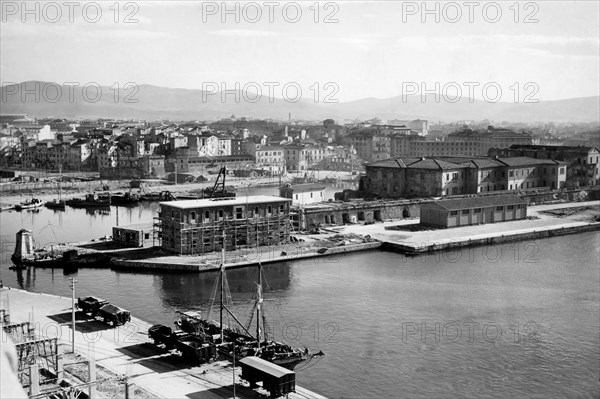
xmin=148 ymin=324 xmax=217 ymax=364
xmin=77 ymin=296 xmax=131 ymax=326
xmin=77 ymin=296 xmax=108 ymax=317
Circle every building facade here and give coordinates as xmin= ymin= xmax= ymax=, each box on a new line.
xmin=420 ymin=195 xmax=527 ymax=228
xmin=279 ymin=183 xmax=326 ymax=206
xmin=158 ymin=196 xmax=292 ymax=255
xmin=361 ymin=156 xmax=567 ymax=198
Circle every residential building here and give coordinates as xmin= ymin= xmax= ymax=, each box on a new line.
xmin=345 ymin=131 xmax=390 ymax=162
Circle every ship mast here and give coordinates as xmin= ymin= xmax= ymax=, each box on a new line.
xmin=220 ymin=228 xmax=225 ymax=343
xmin=256 ymin=262 xmax=263 ymax=347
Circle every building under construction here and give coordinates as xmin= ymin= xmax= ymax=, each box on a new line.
xmin=156 ymin=196 xmax=292 ymax=255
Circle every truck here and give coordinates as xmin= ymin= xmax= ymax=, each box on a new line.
xmin=77 ymin=296 xmax=131 ymax=326
xmin=148 ymin=324 xmax=217 ymax=364
xmin=77 ymin=296 xmax=109 ymax=317
xmin=97 ymin=303 xmax=131 ymax=326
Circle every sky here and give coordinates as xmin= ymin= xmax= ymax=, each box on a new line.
xmin=1 ymin=0 xmax=599 ymax=103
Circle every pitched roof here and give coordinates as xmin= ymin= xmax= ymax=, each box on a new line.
xmin=496 ymin=157 xmax=564 ymax=167
xmin=425 ymin=195 xmax=526 ymax=211
xmin=281 ymin=183 xmax=326 ymax=193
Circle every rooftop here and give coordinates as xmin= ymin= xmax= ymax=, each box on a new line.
xmin=426 ymin=195 xmax=527 ymax=211
xmin=281 ymin=183 xmax=327 ymax=193
xmin=239 ymin=356 xmax=294 ymax=378
xmin=160 ymin=195 xmax=291 ymax=209
xmin=366 ymin=156 xmax=566 ymax=170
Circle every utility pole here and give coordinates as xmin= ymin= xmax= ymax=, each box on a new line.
xmin=69 ymin=278 xmax=77 ymax=354
xmin=232 ymin=339 xmax=236 ymax=399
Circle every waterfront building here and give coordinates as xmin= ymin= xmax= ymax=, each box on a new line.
xmin=279 ymin=183 xmax=326 ymax=206
xmin=361 ymin=156 xmax=567 ymax=198
xmin=489 ymin=145 xmax=600 ymax=187
xmin=157 ymin=196 xmax=292 ymax=255
xmin=112 ymin=223 xmax=155 ymax=247
xmin=420 ymin=195 xmax=527 ymax=228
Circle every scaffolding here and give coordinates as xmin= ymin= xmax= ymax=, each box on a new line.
xmin=176 ymin=214 xmax=291 ymax=256
xmin=15 ymin=337 xmax=60 ymax=387
xmin=3 ymin=321 xmax=36 ymax=343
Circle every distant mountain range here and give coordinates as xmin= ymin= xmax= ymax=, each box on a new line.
xmin=1 ymin=81 xmax=598 ymax=123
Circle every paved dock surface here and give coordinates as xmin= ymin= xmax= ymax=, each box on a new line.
xmin=334 ymin=200 xmax=600 ymax=250
xmin=1 ymin=288 xmax=327 ymax=399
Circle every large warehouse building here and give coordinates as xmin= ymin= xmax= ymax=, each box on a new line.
xmin=420 ymin=195 xmax=528 ymax=228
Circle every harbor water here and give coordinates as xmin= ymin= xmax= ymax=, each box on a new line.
xmin=0 ymin=204 xmax=598 ymax=398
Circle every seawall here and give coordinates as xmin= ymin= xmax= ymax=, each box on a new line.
xmin=382 ymin=222 xmax=600 ymax=255
xmin=109 ymin=241 xmax=382 ymax=272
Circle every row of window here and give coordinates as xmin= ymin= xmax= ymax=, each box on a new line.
xmin=449 ymin=204 xmax=523 ymax=215
xmin=169 ymin=205 xmax=286 ymax=223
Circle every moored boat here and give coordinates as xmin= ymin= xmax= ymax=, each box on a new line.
xmin=110 ymin=192 xmax=140 ymax=205
xmin=174 ymin=235 xmax=323 ymax=370
xmin=14 ymin=198 xmax=44 ymax=211
xmin=45 ymin=199 xmax=66 ymax=210
xmin=66 ymin=193 xmax=111 ymax=208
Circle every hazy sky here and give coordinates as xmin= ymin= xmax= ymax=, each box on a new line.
xmin=1 ymin=0 xmax=599 ymax=102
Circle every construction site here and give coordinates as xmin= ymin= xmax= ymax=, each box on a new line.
xmin=155 ymin=196 xmax=293 ymax=255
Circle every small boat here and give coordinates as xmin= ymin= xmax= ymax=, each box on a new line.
xmin=14 ymin=198 xmax=44 ymax=211
xmin=140 ymin=190 xmax=176 ymax=201
xmin=110 ymin=192 xmax=140 ymax=205
xmin=66 ymin=193 xmax=111 ymax=208
xmin=46 ymin=170 xmax=66 ymax=210
xmin=45 ymin=198 xmax=66 ymax=210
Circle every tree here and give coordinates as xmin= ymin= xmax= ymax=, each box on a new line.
xmin=323 ymin=119 xmax=335 ymax=129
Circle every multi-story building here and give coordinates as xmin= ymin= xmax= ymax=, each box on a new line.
xmin=489 ymin=145 xmax=600 ymax=187
xmin=345 ymin=131 xmax=390 ymax=162
xmin=255 ymin=146 xmax=285 ymax=174
xmin=157 ymin=196 xmax=291 ymax=254
xmin=361 ymin=156 xmax=567 ymax=198
xmin=283 ymin=144 xmax=332 ymax=171
xmin=446 ymin=127 xmax=533 ymax=153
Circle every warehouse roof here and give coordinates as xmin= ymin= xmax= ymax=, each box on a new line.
xmin=423 ymin=195 xmax=526 ymax=211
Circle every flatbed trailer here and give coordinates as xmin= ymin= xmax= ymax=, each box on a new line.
xmin=148 ymin=324 xmax=217 ymax=364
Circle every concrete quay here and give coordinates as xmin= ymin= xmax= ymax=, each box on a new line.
xmin=334 ymin=200 xmax=600 ymax=255
xmin=1 ymin=288 xmax=327 ymax=399
xmin=109 ymin=241 xmax=382 ymax=272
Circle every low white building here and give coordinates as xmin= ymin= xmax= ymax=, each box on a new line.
xmin=279 ymin=183 xmax=326 ymax=206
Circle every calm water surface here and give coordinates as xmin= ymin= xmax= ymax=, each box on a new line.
xmin=0 ymin=204 xmax=598 ymax=398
